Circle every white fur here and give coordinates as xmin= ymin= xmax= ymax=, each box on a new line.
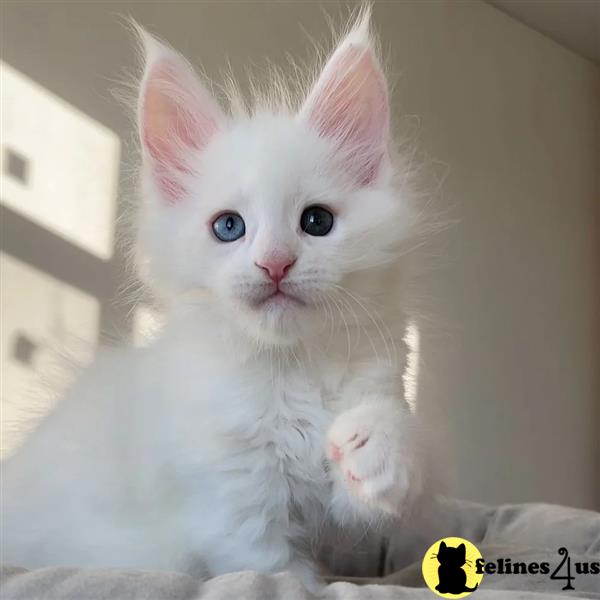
xmin=2 ymin=10 xmax=423 ymax=590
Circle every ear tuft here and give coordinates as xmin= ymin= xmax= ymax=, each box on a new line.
xmin=134 ymin=24 xmax=226 ymax=203
xmin=300 ymin=8 xmax=389 ymax=187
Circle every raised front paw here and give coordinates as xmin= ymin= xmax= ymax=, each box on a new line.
xmin=326 ymin=402 xmax=420 ymax=515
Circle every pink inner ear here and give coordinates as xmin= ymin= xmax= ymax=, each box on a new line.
xmin=306 ymin=46 xmax=389 ymax=186
xmin=141 ymin=62 xmax=221 ymax=203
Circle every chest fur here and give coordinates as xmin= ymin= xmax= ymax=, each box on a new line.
xmin=255 ymin=377 xmax=330 ymax=481
xmin=163 ymin=355 xmax=338 ymax=531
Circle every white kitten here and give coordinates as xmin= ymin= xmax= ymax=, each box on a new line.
xmin=2 ymin=10 xmax=423 ymax=589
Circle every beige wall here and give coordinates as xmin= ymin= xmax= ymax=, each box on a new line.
xmin=2 ymin=1 xmax=598 ymax=509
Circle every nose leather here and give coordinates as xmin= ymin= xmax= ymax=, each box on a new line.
xmin=255 ymin=257 xmax=296 ymax=283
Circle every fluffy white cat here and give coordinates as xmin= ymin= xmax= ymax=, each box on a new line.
xmin=2 ymin=10 xmax=424 ymax=589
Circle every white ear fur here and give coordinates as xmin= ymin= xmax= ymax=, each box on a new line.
xmin=300 ymin=10 xmax=389 ymax=186
xmin=136 ymin=25 xmax=226 ymax=202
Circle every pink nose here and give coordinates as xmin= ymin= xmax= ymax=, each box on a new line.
xmin=255 ymin=257 xmax=296 ymax=283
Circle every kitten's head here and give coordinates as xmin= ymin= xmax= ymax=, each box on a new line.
xmin=437 ymin=542 xmax=467 ymax=567
xmin=134 ymin=12 xmax=414 ymax=345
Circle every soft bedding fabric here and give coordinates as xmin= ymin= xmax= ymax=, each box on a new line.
xmin=2 ymin=497 xmax=599 ymax=599
xmin=0 ymin=565 xmax=584 ymax=600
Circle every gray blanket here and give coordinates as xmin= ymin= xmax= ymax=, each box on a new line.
xmin=2 ymin=497 xmax=599 ymax=599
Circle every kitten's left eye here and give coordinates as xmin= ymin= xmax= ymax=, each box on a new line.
xmin=212 ymin=212 xmax=245 ymax=242
xmin=300 ymin=205 xmax=334 ymax=237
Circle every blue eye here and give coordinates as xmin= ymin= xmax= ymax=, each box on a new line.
xmin=300 ymin=205 xmax=334 ymax=237
xmin=212 ymin=212 xmax=245 ymax=242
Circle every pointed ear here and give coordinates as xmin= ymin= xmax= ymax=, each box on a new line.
xmin=440 ymin=541 xmax=447 ymax=550
xmin=458 ymin=544 xmax=466 ymax=555
xmin=300 ymin=12 xmax=389 ymax=187
xmin=136 ymin=26 xmax=226 ymax=203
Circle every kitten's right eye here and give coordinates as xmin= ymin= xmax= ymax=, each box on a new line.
xmin=300 ymin=205 xmax=334 ymax=237
xmin=212 ymin=212 xmax=245 ymax=242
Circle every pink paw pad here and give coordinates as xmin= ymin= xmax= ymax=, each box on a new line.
xmin=328 ymin=443 xmax=343 ymax=462
xmin=346 ymin=470 xmax=361 ymax=482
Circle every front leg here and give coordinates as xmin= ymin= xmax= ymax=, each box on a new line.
xmin=326 ymin=400 xmax=422 ymax=518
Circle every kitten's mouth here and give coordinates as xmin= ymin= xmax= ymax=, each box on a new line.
xmin=253 ymin=288 xmax=305 ymax=309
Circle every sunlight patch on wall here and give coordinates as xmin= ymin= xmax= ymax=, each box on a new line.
xmin=0 ymin=61 xmax=120 ymax=259
xmin=403 ymin=320 xmax=420 ymax=412
xmin=0 ymin=253 xmax=99 ymax=458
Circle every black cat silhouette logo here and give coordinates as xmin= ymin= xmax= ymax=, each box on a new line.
xmin=422 ymin=537 xmax=484 ymax=597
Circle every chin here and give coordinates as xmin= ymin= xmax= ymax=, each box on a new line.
xmin=236 ymin=295 xmax=318 ymax=347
